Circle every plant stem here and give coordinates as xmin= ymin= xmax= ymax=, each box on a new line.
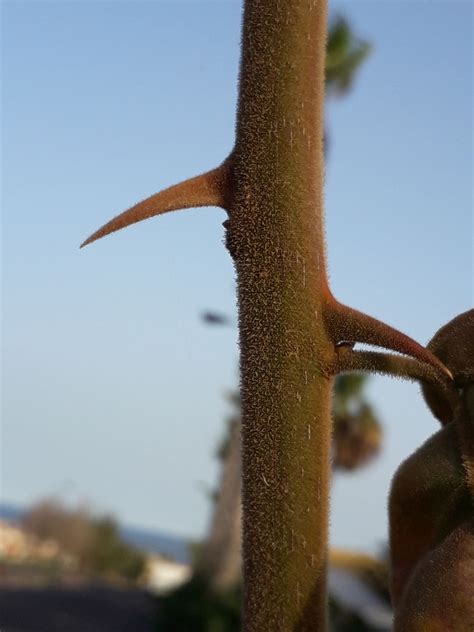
xmin=230 ymin=2 xmax=332 ymax=629
xmin=81 ymin=3 xmax=454 ymax=628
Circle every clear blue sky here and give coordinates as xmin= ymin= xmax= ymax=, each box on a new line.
xmin=2 ymin=1 xmax=472 ymax=554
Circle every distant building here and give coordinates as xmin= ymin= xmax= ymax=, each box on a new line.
xmin=329 ymin=549 xmax=393 ymax=630
xmin=0 ymin=519 xmax=61 ymax=563
xmin=144 ymin=554 xmax=191 ymax=595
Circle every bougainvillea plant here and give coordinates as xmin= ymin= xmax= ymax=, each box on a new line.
xmin=82 ymin=1 xmax=470 ymax=630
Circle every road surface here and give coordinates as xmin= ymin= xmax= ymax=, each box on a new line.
xmin=0 ymin=584 xmax=157 ymax=632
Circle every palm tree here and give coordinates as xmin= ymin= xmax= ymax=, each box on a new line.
xmin=325 ymin=15 xmax=371 ymax=97
xmin=332 ymin=374 xmax=382 ymax=471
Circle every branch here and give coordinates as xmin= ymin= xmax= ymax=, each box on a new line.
xmin=81 ymin=158 xmax=233 ymax=248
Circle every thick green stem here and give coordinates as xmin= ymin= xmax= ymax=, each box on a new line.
xmin=229 ymin=2 xmax=333 ymax=629
xmin=80 ymin=2 xmax=454 ymax=628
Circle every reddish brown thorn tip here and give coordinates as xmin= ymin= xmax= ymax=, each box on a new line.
xmin=325 ymin=299 xmax=453 ymax=381
xmin=80 ymin=159 xmax=233 ymax=248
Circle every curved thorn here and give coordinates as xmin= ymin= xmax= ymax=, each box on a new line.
xmin=324 ymin=299 xmax=453 ymax=380
xmin=334 ymin=349 xmax=458 ymax=424
xmin=80 ymin=159 xmax=233 ymax=248
xmin=335 ymin=348 xmax=439 ymax=382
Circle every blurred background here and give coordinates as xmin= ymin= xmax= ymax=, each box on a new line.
xmin=1 ymin=1 xmax=472 ymax=630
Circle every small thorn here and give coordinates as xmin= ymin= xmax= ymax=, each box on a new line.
xmin=81 ymin=159 xmax=232 ymax=248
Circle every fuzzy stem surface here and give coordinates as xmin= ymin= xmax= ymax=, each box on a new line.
xmin=230 ymin=2 xmax=332 ymax=629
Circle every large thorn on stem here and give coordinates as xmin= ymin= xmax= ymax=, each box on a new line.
xmin=80 ymin=158 xmax=233 ymax=248
xmin=324 ymin=299 xmax=453 ymax=380
xmin=334 ymin=348 xmax=459 ymax=424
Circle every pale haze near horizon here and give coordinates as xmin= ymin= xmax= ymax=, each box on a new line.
xmin=2 ymin=1 xmax=472 ymax=555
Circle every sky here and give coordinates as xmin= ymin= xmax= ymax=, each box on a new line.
xmin=2 ymin=0 xmax=472 ymax=555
